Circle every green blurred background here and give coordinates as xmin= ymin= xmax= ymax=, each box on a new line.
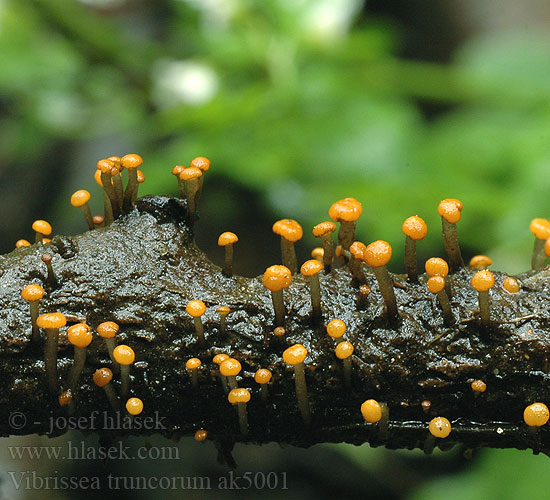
xmin=1 ymin=0 xmax=550 ymax=498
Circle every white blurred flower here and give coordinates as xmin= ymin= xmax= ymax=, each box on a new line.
xmin=302 ymin=0 xmax=362 ymax=42
xmin=152 ymin=59 xmax=219 ymax=108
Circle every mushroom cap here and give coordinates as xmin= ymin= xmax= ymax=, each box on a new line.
xmin=531 ymin=218 xmax=550 ymax=240
xmin=21 ymin=284 xmax=45 ymax=302
xmin=216 ymin=306 xmax=231 ymax=315
xmin=93 ymin=367 xmax=113 ymax=387
xmin=213 ymin=353 xmax=229 ymax=365
xmin=190 ymin=156 xmax=211 ymax=172
xmin=70 ymin=189 xmax=91 ymax=208
xmin=97 ymin=321 xmax=119 ymax=339
xmin=32 ymin=220 xmax=52 ymax=236
xmin=121 ymin=153 xmax=143 ymax=169
xmin=67 ymin=323 xmax=93 ymax=348
xmin=194 ymin=429 xmax=208 ymax=442
xmin=300 ymin=259 xmax=322 ymax=276
xmin=327 ymin=319 xmax=346 ymax=338
xmin=186 ymin=357 xmax=202 ymax=370
xmin=92 ymin=215 xmax=105 ymax=226
xmin=312 ymin=221 xmax=337 ymax=237
xmin=273 ymin=326 xmax=286 ymax=337
xmin=126 ymin=397 xmax=144 ymax=415
xmin=263 ymin=265 xmax=292 ymax=292
xmin=328 ymin=198 xmax=362 ymax=222
xmin=524 ymin=402 xmax=549 ymax=427
xmin=469 ymin=255 xmax=492 ymax=269
xmin=58 ymin=390 xmax=73 ymax=407
xmin=502 ymin=277 xmax=520 ymax=294
xmin=137 ymin=170 xmax=145 ymax=183
xmin=311 ymin=247 xmax=324 ymax=261
xmin=94 ymin=169 xmax=104 ymax=187
xmin=425 ymin=257 xmax=449 ymax=277
xmin=438 ymin=198 xmax=463 ymax=224
xmin=401 ymin=216 xmax=428 ymax=241
xmin=228 ymin=388 xmax=251 ymax=404
xmin=471 ymin=379 xmax=487 ymax=393
xmin=471 ymin=270 xmax=495 ymax=292
xmin=282 ymin=344 xmax=307 ymax=365
xmin=364 ymin=240 xmax=392 ymax=268
xmin=545 ymin=238 xmax=550 ymax=257
xmin=218 ymin=232 xmax=238 ymax=246
xmin=41 ymin=253 xmax=52 ymax=265
xmin=220 ymin=358 xmax=241 ymax=377
xmin=427 ymin=276 xmax=445 ymax=294
xmin=179 ymin=166 xmax=202 ymax=181
xmin=272 ymin=219 xmax=303 ymax=242
xmin=172 ymin=165 xmax=185 ymax=177
xmin=360 ymin=284 xmax=371 ymax=296
xmin=254 ymin=368 xmax=272 ymax=384
xmin=16 ymin=239 xmax=31 ymax=248
xmin=36 ymin=312 xmax=66 ymax=329
xmin=361 ymin=399 xmax=382 ymax=423
xmin=42 ymin=238 xmax=51 ymax=244
xmin=429 ymin=417 xmax=452 ymax=438
xmin=107 ymin=156 xmax=123 ymax=172
xmin=113 ymin=344 xmax=135 ymax=365
xmin=335 ymin=341 xmax=354 ymax=360
xmin=96 ymin=158 xmax=115 ymax=173
xmin=186 ymin=300 xmax=206 ymax=317
xmin=349 ymin=241 xmax=367 ymax=261
xmin=421 ymin=400 xmax=432 ymax=411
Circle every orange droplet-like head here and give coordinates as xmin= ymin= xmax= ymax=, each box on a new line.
xmin=67 ymin=323 xmax=93 ymax=348
xmin=425 ymin=257 xmax=449 ymax=277
xmin=402 ymin=216 xmax=428 ymax=241
xmin=364 ymin=240 xmax=392 ymax=268
xmin=502 ymin=277 xmax=520 ymax=294
xmin=190 ymin=156 xmax=211 ymax=172
xmin=471 ymin=270 xmax=495 ymax=292
xmin=126 ymin=397 xmax=144 ymax=415
xmin=70 ymin=190 xmax=91 ymax=208
xmin=282 ymin=344 xmax=307 ymax=366
xmin=21 ymin=284 xmax=45 ymax=302
xmin=272 ymin=219 xmax=303 ymax=242
xmin=327 ymin=319 xmax=346 ymax=338
xmin=335 ymin=341 xmax=354 ymax=360
xmin=16 ymin=239 xmax=31 ymax=248
xmin=311 ymin=247 xmax=324 ymax=261
xmin=97 ymin=321 xmax=119 ymax=339
xmin=361 ymin=399 xmax=382 ymax=423
xmin=121 ymin=153 xmax=143 ymax=169
xmin=186 ymin=300 xmax=206 ymax=317
xmin=220 ymin=358 xmax=241 ymax=377
xmin=312 ymin=221 xmax=337 ymax=237
xmin=524 ymin=402 xmax=549 ymax=427
xmin=213 ymin=353 xmax=229 ymax=365
xmin=137 ymin=170 xmax=145 ymax=183
xmin=254 ymin=369 xmax=272 ymax=385
xmin=530 ymin=218 xmax=550 ymax=240
xmin=228 ymin=388 xmax=251 ymax=404
xmin=113 ymin=344 xmax=135 ymax=365
xmin=429 ymin=417 xmax=451 ymax=438
xmin=179 ymin=166 xmax=202 ymax=181
xmin=216 ymin=306 xmax=231 ymax=315
xmin=186 ymin=357 xmax=202 ymax=370
xmin=471 ymin=379 xmax=487 ymax=393
xmin=32 ymin=220 xmax=52 ymax=236
xmin=273 ymin=326 xmax=286 ymax=337
xmin=349 ymin=241 xmax=367 ymax=261
xmin=92 ymin=215 xmax=105 ymax=226
xmin=194 ymin=429 xmax=208 ymax=442
xmin=263 ymin=265 xmax=292 ymax=292
xmin=438 ymin=198 xmax=463 ymax=224
xmin=427 ymin=276 xmax=445 ymax=294
xmin=329 ymin=198 xmax=362 ymax=222
xmin=58 ymin=390 xmax=73 ymax=407
xmin=96 ymin=158 xmax=115 ymax=174
xmin=36 ymin=312 xmax=66 ymax=330
xmin=469 ymin=255 xmax=492 ymax=269
xmin=172 ymin=165 xmax=184 ymax=177
xmin=218 ymin=232 xmax=238 ymax=246
xmin=300 ymin=259 xmax=322 ymax=276
xmin=93 ymin=367 xmax=113 ymax=387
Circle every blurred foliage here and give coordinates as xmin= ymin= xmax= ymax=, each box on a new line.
xmin=1 ymin=0 xmax=550 ymax=498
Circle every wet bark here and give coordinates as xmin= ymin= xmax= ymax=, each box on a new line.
xmin=1 ymin=195 xmax=550 ymax=458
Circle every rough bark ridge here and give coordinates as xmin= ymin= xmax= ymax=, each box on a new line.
xmin=1 ymin=195 xmax=550 ymax=458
